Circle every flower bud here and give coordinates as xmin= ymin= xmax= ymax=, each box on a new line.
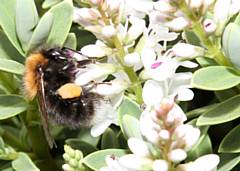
xmin=81 ymin=44 xmax=113 ymax=57
xmin=153 ymin=160 xmax=169 ymax=171
xmin=124 ymin=52 xmax=141 ymax=67
xmin=203 ymin=19 xmax=217 ymax=33
xmin=165 ymin=17 xmax=189 ymax=31
xmin=159 ymin=129 xmax=170 ymax=141
xmin=172 ymin=43 xmax=204 ymax=58
xmin=168 ymin=149 xmax=187 ymax=163
xmin=62 ymin=164 xmax=74 ymax=171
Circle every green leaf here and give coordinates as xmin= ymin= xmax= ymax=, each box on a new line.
xmin=218 ymin=153 xmax=240 ymax=171
xmin=0 ymin=59 xmax=24 ymax=75
xmin=196 ymin=57 xmax=218 ymax=67
xmin=0 ymin=95 xmax=27 ymax=120
xmin=186 ymin=104 xmax=217 ymax=119
xmin=197 ymin=95 xmax=240 ymax=126
xmin=0 ymin=31 xmax=24 ymax=63
xmin=76 ymin=128 xmax=100 ymax=147
xmin=222 ymin=23 xmax=240 ymax=69
xmin=12 ymin=153 xmax=40 ymax=171
xmin=0 ymin=0 xmax=24 ymax=55
xmin=187 ymin=119 xmax=211 ymax=161
xmin=64 ymin=33 xmax=77 ymax=49
xmin=65 ymin=139 xmax=97 ymax=156
xmin=46 ymin=0 xmax=73 ymax=47
xmin=83 ymin=149 xmax=128 ymax=171
xmin=42 ymin=0 xmax=63 ymax=9
xmin=118 ymin=96 xmax=141 ymax=124
xmin=101 ymin=128 xmax=118 ymax=149
xmin=15 ymin=0 xmax=39 ymax=52
xmin=219 ymin=124 xmax=240 ymax=153
xmin=121 ymin=115 xmax=142 ymax=139
xmin=26 ymin=12 xmax=54 ymax=53
xmin=215 ymin=88 xmax=239 ymax=101
xmin=191 ymin=66 xmax=240 ymax=91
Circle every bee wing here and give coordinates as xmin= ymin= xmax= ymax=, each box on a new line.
xmin=37 ymin=67 xmax=56 ymax=148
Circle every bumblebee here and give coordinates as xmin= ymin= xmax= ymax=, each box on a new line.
xmin=23 ymin=47 xmax=105 ymax=148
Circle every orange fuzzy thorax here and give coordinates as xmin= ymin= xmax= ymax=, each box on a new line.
xmin=23 ymin=53 xmax=48 ymax=100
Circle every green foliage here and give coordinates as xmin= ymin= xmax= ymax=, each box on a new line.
xmin=83 ymin=149 xmax=128 ymax=171
xmin=197 ymin=95 xmax=240 ymax=126
xmin=191 ymin=66 xmax=240 ymax=91
xmin=12 ymin=153 xmax=40 ymax=171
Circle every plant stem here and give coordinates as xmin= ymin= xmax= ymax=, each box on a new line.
xmin=98 ymin=5 xmax=143 ymax=104
xmin=178 ymin=1 xmax=232 ymax=66
xmin=22 ymin=102 xmax=59 ymax=171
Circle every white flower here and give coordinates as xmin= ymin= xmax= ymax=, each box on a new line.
xmin=172 ymin=43 xmax=204 ymax=58
xmin=214 ymin=0 xmax=240 ymax=24
xmin=176 ymin=154 xmax=220 ymax=171
xmin=75 ymin=63 xmax=117 ymax=86
xmin=100 ymin=155 xmax=133 ymax=171
xmin=173 ymin=124 xmax=201 ymax=151
xmin=102 ymin=25 xmax=116 ymax=38
xmin=185 ymin=0 xmax=203 ymax=9
xmin=73 ymin=7 xmax=100 ymax=26
xmin=164 ymin=17 xmax=189 ymax=31
xmin=152 ymin=160 xmax=169 ymax=171
xmin=168 ymin=148 xmax=187 ymax=163
xmin=81 ymin=44 xmax=113 ymax=57
xmin=119 ymin=154 xmax=153 ymax=170
xmin=124 ymin=52 xmax=141 ymax=67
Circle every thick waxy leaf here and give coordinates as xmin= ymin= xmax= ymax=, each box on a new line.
xmin=101 ymin=128 xmax=118 ymax=149
xmin=121 ymin=115 xmax=142 ymax=139
xmin=15 ymin=0 xmax=39 ymax=52
xmin=218 ymin=153 xmax=240 ymax=171
xmin=45 ymin=0 xmax=73 ymax=47
xmin=64 ymin=33 xmax=77 ymax=49
xmin=219 ymin=125 xmax=240 ymax=153
xmin=197 ymin=95 xmax=240 ymax=126
xmin=0 ymin=59 xmax=24 ymax=75
xmin=42 ymin=0 xmax=63 ymax=9
xmin=0 ymin=95 xmax=27 ymax=120
xmin=222 ymin=23 xmax=240 ymax=69
xmin=191 ymin=66 xmax=240 ymax=91
xmin=118 ymin=96 xmax=141 ymax=122
xmin=12 ymin=153 xmax=39 ymax=171
xmin=26 ymin=12 xmax=53 ymax=53
xmin=83 ymin=149 xmax=128 ymax=171
xmin=0 ymin=31 xmax=24 ymax=63
xmin=0 ymin=0 xmax=24 ymax=55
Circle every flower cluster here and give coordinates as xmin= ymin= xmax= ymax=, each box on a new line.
xmin=71 ymin=0 xmax=221 ymax=170
xmin=62 ymin=145 xmax=85 ymax=171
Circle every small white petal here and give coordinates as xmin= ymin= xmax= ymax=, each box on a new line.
xmin=166 ymin=104 xmax=187 ymax=125
xmin=124 ymin=52 xmax=141 ymax=67
xmin=142 ymin=80 xmax=164 ymax=106
xmin=165 ymin=17 xmax=189 ymax=31
xmin=75 ymin=64 xmax=116 ymax=85
xmin=141 ymin=48 xmax=157 ymax=69
xmin=214 ymin=0 xmax=231 ymax=22
xmin=152 ymin=160 xmax=169 ymax=171
xmin=128 ymin=138 xmax=151 ymax=157
xmin=81 ymin=45 xmax=112 ymax=57
xmin=172 ymin=43 xmax=204 ymax=58
xmin=159 ymin=130 xmax=170 ymax=140
xmin=102 ymin=25 xmax=116 ymax=37
xmin=94 ymin=80 xmax=127 ymax=96
xmin=126 ymin=17 xmax=146 ymax=43
xmin=90 ymin=119 xmax=112 ymax=137
xmin=180 ymin=61 xmax=198 ymax=68
xmin=168 ymin=149 xmax=187 ymax=163
xmin=194 ymin=154 xmax=220 ymax=171
xmin=177 ymin=88 xmax=194 ymax=101
xmin=119 ymin=154 xmax=153 ymax=170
